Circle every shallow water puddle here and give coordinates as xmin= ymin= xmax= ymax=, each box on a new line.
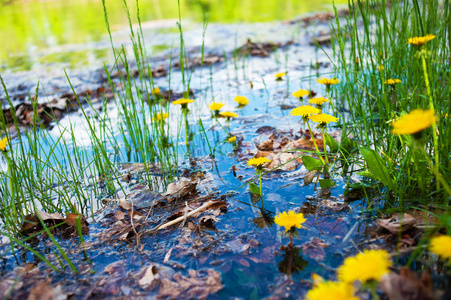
xmin=0 ymin=7 xmax=449 ymax=300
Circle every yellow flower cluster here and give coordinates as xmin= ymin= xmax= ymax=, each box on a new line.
xmin=220 ymin=111 xmax=238 ymax=119
xmin=292 ymin=89 xmax=310 ymax=99
xmin=208 ymin=102 xmax=225 ymax=111
xmin=228 ymin=136 xmax=237 ymax=143
xmin=234 ymin=96 xmax=249 ymax=106
xmin=274 ymin=211 xmax=306 ymax=231
xmin=0 ymin=137 xmax=7 ymax=152
xmin=391 ymin=109 xmax=436 ymax=135
xmin=309 ymin=113 xmax=339 ymax=125
xmin=306 ymin=281 xmax=357 ymax=300
xmin=247 ymin=156 xmax=271 ymax=166
xmin=429 ymin=235 xmax=451 ymax=260
xmin=407 ymin=34 xmax=436 ymax=47
xmin=309 ymin=97 xmax=329 ymax=106
xmin=385 ymin=78 xmax=401 ymax=85
xmin=317 ymin=77 xmax=340 ymax=86
xmin=275 ymin=72 xmax=287 ymax=79
xmin=337 ymin=249 xmax=392 ymax=283
xmin=152 ymin=87 xmax=161 ymax=95
xmin=305 ymin=248 xmax=391 ymax=297
xmin=154 ymin=113 xmax=169 ymax=122
xmin=172 ymin=98 xmax=195 ymax=105
xmin=290 ymin=105 xmax=320 ymax=118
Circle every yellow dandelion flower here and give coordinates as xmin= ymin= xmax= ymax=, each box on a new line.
xmin=391 ymin=109 xmax=436 ymax=135
xmin=309 ymin=113 xmax=339 ymax=126
xmin=337 ymin=249 xmax=392 ymax=283
xmin=292 ymin=89 xmax=310 ymax=99
xmin=407 ymin=34 xmax=436 ymax=47
xmin=384 ymin=79 xmax=401 ymax=85
xmin=228 ymin=136 xmax=237 ymax=143
xmin=172 ymin=98 xmax=195 ymax=105
xmin=290 ymin=105 xmax=321 ymax=118
xmin=309 ymin=97 xmax=330 ymax=106
xmin=154 ymin=113 xmax=169 ymax=122
xmin=429 ymin=235 xmax=451 ymax=260
xmin=234 ymin=96 xmax=249 ymax=106
xmin=0 ymin=137 xmax=8 ymax=152
xmin=247 ymin=157 xmax=271 ymax=167
xmin=306 ymin=281 xmax=358 ymax=300
xmin=317 ymin=77 xmax=340 ymax=86
xmin=208 ymin=102 xmax=225 ymax=111
xmin=274 ymin=211 xmax=306 ymax=231
xmin=220 ymin=111 xmax=238 ymax=120
xmin=275 ymin=72 xmax=287 ymax=79
xmin=377 ymin=65 xmax=385 ymax=71
xmin=152 ymin=87 xmax=161 ymax=95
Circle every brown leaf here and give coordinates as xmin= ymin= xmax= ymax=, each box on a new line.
xmin=227 ymin=239 xmax=251 ymax=254
xmin=128 ymin=210 xmax=144 ymax=220
xmin=236 ymin=258 xmax=250 ymax=267
xmin=303 ymin=171 xmax=317 ymax=186
xmin=301 ymin=238 xmax=329 ymax=261
xmin=138 ymin=265 xmax=160 ymax=291
xmin=64 ymin=213 xmax=87 ymax=228
xmin=20 ymin=210 xmax=66 ymax=235
xmin=119 ymin=200 xmax=132 ymax=211
xmin=36 ymin=210 xmax=65 ymax=222
xmin=0 ymin=279 xmax=21 ymax=299
xmin=27 ymin=280 xmax=55 ymax=300
xmin=256 ymin=139 xmax=274 ymax=151
xmin=158 ymin=269 xmax=223 ymax=300
xmin=162 ymin=179 xmax=198 ymax=201
xmin=379 ymin=267 xmax=439 ymax=300
xmin=376 ymin=214 xmax=420 ymax=235
xmin=114 ymin=210 xmax=126 ymax=221
xmin=266 ymin=152 xmax=299 ymax=171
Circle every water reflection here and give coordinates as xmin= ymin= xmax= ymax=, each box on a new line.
xmin=252 ymin=208 xmax=274 ymax=229
xmin=0 ymin=0 xmax=345 ymax=72
xmin=278 ymin=246 xmax=308 ymax=276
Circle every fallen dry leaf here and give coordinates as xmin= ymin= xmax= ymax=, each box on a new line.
xmin=380 ymin=267 xmax=440 ymax=300
xmin=27 ymin=280 xmax=58 ymax=300
xmin=162 ymin=178 xmax=198 ymax=202
xmin=158 ymin=269 xmax=223 ymax=299
xmin=376 ymin=213 xmax=420 ymax=235
xmin=138 ymin=265 xmax=160 ymax=291
xmin=301 ymin=238 xmax=329 ymax=261
xmin=119 ymin=200 xmax=133 ymax=210
xmin=266 ymin=152 xmax=299 ymax=171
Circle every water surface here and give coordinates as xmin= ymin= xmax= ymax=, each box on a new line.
xmin=0 ymin=0 xmax=346 ymax=72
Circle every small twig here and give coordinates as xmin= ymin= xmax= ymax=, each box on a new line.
xmin=342 ymin=221 xmax=359 ymax=243
xmin=130 ymin=199 xmax=140 ymax=248
xmin=156 ymin=200 xmax=214 ymax=230
xmin=179 ymin=201 xmax=190 ymax=228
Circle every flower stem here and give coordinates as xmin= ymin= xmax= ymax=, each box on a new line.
xmin=369 ymin=284 xmax=379 ymax=300
xmin=421 ymin=54 xmax=440 ymax=192
xmin=259 ymin=172 xmax=264 ymax=210
xmin=418 ymin=145 xmax=451 ymax=197
xmin=306 ymin=121 xmax=325 ymax=164
xmin=183 ymin=109 xmax=189 ymax=151
xmin=321 ymin=128 xmax=329 ymax=165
